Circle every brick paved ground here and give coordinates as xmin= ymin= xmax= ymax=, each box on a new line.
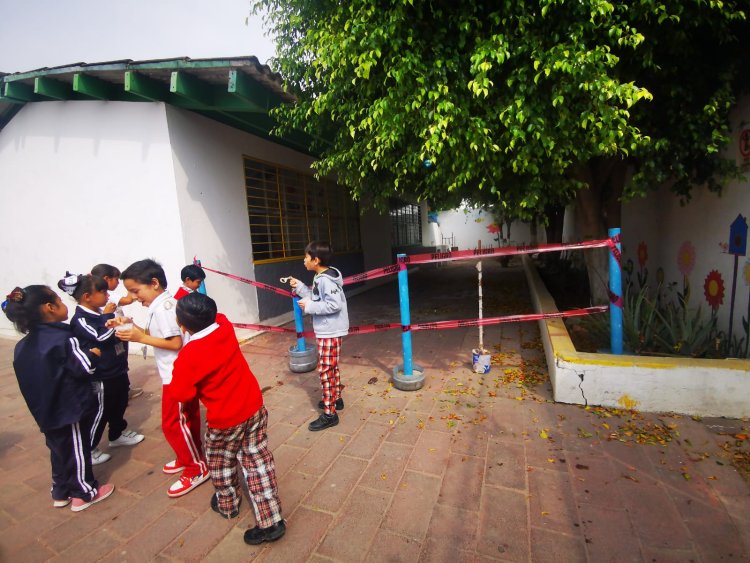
xmin=0 ymin=261 xmax=748 ymax=562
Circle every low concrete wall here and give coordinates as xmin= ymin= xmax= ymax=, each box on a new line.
xmin=523 ymin=255 xmax=750 ymax=418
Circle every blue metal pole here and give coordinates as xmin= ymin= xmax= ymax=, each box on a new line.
xmin=397 ymin=254 xmax=413 ymax=376
xmin=292 ymin=296 xmax=306 ymax=351
xmin=608 ymin=227 xmax=623 ymax=354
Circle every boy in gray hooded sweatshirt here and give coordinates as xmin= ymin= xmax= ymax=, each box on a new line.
xmin=288 ymin=241 xmax=349 ymax=431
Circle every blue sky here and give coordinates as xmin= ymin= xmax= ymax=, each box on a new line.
xmin=0 ymin=0 xmax=276 ymax=73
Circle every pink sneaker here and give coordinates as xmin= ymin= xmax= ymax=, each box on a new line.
xmin=167 ymin=471 xmax=209 ymax=498
xmin=70 ymin=483 xmax=115 ymax=512
xmin=162 ymin=460 xmax=185 ymax=474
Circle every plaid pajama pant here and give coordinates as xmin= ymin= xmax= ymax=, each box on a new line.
xmin=205 ymin=406 xmax=282 ymax=527
xmin=318 ymin=337 xmax=343 ymax=415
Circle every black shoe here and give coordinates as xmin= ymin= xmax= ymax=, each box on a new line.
xmin=210 ymin=493 xmax=240 ymax=519
xmin=317 ymin=398 xmax=344 ymax=411
xmin=308 ymin=413 xmax=339 ymax=431
xmin=244 ymin=520 xmax=286 ymax=545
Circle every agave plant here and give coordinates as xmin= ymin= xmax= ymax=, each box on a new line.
xmin=653 ymin=303 xmax=717 ymax=358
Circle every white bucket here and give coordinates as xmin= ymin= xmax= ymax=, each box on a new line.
xmin=472 ymin=348 xmax=491 ymax=374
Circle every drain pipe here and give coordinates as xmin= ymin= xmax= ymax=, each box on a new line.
xmin=608 ymin=227 xmax=623 ymax=354
xmin=393 ymin=253 xmax=425 ymax=390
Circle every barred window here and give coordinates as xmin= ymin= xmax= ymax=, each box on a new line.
xmin=390 ymin=202 xmax=422 ymax=246
xmin=244 ymin=157 xmax=361 ymax=262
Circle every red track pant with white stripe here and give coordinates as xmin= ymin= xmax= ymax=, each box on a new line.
xmin=162 ymin=383 xmax=206 ymax=478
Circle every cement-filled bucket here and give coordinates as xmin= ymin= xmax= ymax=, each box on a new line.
xmin=288 ymin=342 xmax=318 ymax=373
xmin=472 ymin=348 xmax=491 ymax=374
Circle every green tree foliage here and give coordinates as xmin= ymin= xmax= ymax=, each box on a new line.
xmin=255 ymin=0 xmax=748 ymax=303
xmin=254 ymin=0 xmax=746 ymax=215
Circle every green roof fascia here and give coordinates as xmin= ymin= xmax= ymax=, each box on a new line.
xmin=124 ymin=70 xmax=172 ymax=102
xmin=170 ymin=71 xmax=214 ymax=106
xmin=129 ymin=59 xmax=265 ymax=71
xmin=34 ymin=76 xmax=75 ymax=100
xmin=3 ymin=81 xmax=45 ymax=102
xmin=227 ymin=70 xmax=280 ymax=113
xmin=201 ymin=109 xmax=315 ymax=156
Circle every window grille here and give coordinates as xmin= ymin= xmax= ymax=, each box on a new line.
xmin=390 ymin=203 xmax=422 ymax=246
xmin=244 ymin=157 xmax=361 ymax=262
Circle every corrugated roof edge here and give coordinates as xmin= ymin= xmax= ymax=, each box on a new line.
xmin=1 ymin=55 xmax=281 ymax=84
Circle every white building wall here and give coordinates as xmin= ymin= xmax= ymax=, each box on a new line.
xmin=433 ymin=204 xmax=536 ymax=250
xmin=0 ymin=101 xmax=182 ymax=338
xmin=621 ymin=95 xmax=750 ymax=337
xmin=164 ymin=106 xmax=321 ymax=333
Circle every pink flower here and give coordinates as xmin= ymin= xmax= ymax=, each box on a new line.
xmin=676 ymin=241 xmax=696 ymax=277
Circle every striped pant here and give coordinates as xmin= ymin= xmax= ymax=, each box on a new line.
xmin=318 ymin=337 xmax=343 ymax=415
xmin=205 ymin=406 xmax=282 ymax=527
xmin=162 ymin=384 xmax=207 ymax=478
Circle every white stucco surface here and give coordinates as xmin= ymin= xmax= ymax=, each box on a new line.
xmin=431 ymin=204 xmax=536 ymax=250
xmin=164 ymin=106 xmax=320 ymax=335
xmin=0 ymin=101 xmax=181 ymax=338
xmin=621 ymin=96 xmax=750 ymax=337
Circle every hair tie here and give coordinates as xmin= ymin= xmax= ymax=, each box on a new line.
xmin=58 ymin=272 xmax=80 ymax=296
xmin=1 ymin=287 xmax=25 ymax=311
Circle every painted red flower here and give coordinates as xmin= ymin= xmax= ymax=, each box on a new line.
xmin=703 ymin=270 xmax=725 ymax=311
xmin=486 ymin=223 xmax=501 ymax=234
xmin=677 ymin=241 xmax=696 ymax=277
xmin=637 ymin=241 xmax=648 ymax=269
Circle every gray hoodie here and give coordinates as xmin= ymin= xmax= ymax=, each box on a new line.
xmin=294 ymin=267 xmax=349 ymax=338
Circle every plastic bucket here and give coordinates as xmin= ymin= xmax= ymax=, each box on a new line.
xmin=288 ymin=342 xmax=318 ymax=373
xmin=472 ymin=348 xmax=491 ymax=374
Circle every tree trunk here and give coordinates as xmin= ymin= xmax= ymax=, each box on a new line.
xmin=573 ymin=158 xmax=628 ymax=305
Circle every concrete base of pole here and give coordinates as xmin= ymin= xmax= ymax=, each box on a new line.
xmin=392 ymin=364 xmax=425 ymax=391
xmin=288 ymin=342 xmax=318 ymax=373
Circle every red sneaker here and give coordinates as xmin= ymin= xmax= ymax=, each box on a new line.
xmin=70 ymin=483 xmax=115 ymax=512
xmin=162 ymin=460 xmax=185 ymax=474
xmin=167 ymin=471 xmax=209 ymax=498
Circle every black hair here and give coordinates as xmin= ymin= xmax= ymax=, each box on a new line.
xmin=57 ymin=273 xmax=108 ymax=302
xmin=121 ymin=259 xmax=168 ymax=288
xmin=91 ymin=264 xmax=121 ymax=279
xmin=305 ymin=240 xmax=334 ymax=266
xmin=176 ymin=293 xmax=217 ymax=333
xmin=180 ymin=264 xmax=206 ymax=282
xmin=2 ymin=285 xmax=59 ymax=334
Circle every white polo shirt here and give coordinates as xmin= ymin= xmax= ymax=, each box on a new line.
xmin=146 ymin=291 xmax=184 ymax=385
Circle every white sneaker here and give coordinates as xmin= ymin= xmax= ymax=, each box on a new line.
xmin=109 ymin=430 xmax=145 ymax=448
xmin=91 ymin=448 xmax=111 ymax=465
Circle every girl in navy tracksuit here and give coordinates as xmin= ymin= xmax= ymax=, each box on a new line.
xmin=2 ymin=285 xmax=114 ymax=512
xmin=59 ymin=273 xmax=144 ymax=465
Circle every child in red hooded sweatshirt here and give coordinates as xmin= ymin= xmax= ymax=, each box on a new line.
xmin=170 ymin=292 xmax=285 ymax=546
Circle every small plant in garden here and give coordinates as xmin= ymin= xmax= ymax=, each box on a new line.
xmin=653 ymin=303 xmax=717 ymax=357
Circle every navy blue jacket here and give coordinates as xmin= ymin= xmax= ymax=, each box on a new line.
xmin=13 ymin=322 xmax=98 ymax=432
xmin=70 ymin=306 xmax=128 ymax=380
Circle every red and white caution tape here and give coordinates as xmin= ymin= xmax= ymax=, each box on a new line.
xmin=231 ymin=306 xmax=607 ymax=337
xmin=199 ymin=266 xmax=294 ymax=297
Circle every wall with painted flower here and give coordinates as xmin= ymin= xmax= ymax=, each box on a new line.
xmin=620 ymin=95 xmax=750 ymax=355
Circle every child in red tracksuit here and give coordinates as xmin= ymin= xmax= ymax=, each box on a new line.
xmin=171 ymin=293 xmax=285 ymax=546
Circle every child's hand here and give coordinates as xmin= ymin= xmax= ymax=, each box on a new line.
xmin=298 ymin=298 xmax=308 ymax=311
xmin=103 ymin=302 xmax=117 ymax=314
xmin=116 ymin=325 xmax=144 ymax=343
xmin=287 ymin=277 xmax=300 ymax=288
xmin=106 ymin=317 xmax=133 ymax=328
xmin=90 ymin=347 xmax=102 ymax=357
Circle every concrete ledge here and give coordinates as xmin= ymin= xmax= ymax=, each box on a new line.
xmin=522 ymin=254 xmax=750 ymax=417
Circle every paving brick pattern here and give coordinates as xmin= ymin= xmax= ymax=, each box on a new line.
xmin=1 ymin=261 xmax=749 ymax=561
